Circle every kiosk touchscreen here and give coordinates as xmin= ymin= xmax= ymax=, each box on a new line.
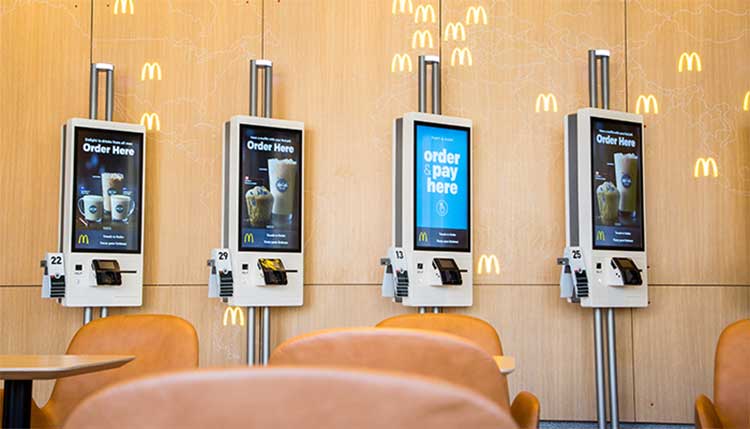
xmin=382 ymin=112 xmax=472 ymax=307
xmin=42 ymin=118 xmax=146 ymax=306
xmin=208 ymin=115 xmax=304 ymax=307
xmin=561 ymin=108 xmax=648 ymax=308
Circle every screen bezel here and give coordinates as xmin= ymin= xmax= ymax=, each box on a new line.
xmin=70 ymin=126 xmax=145 ymax=254
xmin=590 ymin=116 xmax=645 ymax=252
xmin=237 ymin=123 xmax=303 ymax=253
xmin=412 ymin=120 xmax=471 ymax=253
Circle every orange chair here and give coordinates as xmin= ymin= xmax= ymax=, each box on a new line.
xmin=377 ymin=313 xmax=540 ymax=428
xmin=270 ymin=328 xmax=533 ymax=422
xmin=695 ymin=319 xmax=750 ymax=429
xmin=63 ymin=367 xmax=519 ymax=429
xmin=1 ymin=314 xmax=198 ymax=428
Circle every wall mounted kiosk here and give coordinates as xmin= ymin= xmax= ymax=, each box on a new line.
xmin=208 ymin=60 xmax=304 ymax=365
xmin=381 ymin=56 xmax=473 ymax=312
xmin=558 ymin=50 xmax=648 ymax=429
xmin=42 ymin=63 xmax=147 ymax=325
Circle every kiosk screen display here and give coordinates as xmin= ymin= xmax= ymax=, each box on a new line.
xmin=414 ymin=121 xmax=470 ymax=252
xmin=238 ymin=124 xmax=302 ymax=252
xmin=72 ymin=127 xmax=144 ymax=253
xmin=591 ymin=117 xmax=644 ymax=251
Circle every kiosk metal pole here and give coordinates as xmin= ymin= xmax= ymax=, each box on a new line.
xmin=418 ymin=55 xmax=442 ymax=315
xmin=250 ymin=59 xmax=274 ymax=365
xmin=85 ymin=63 xmax=115 ymax=325
xmin=588 ymin=49 xmax=617 ymax=429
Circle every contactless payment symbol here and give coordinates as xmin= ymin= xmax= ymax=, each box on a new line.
xmin=276 ymin=179 xmax=288 ymax=193
xmin=436 ymin=200 xmax=449 ymax=217
xmin=621 ymin=174 xmax=632 ymax=188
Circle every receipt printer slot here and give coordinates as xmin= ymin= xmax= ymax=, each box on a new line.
xmin=432 ymin=258 xmax=462 ymax=286
xmin=258 ymin=258 xmax=288 ymax=286
xmin=92 ymin=259 xmax=123 ymax=286
xmin=611 ymin=257 xmax=643 ymax=286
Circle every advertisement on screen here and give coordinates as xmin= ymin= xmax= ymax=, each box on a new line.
xmin=591 ymin=117 xmax=644 ymax=251
xmin=414 ymin=122 xmax=470 ymax=252
xmin=72 ymin=127 xmax=144 ymax=253
xmin=238 ymin=124 xmax=302 ymax=252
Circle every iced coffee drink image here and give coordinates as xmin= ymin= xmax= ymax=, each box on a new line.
xmin=268 ymin=158 xmax=297 ymax=221
xmin=245 ymin=186 xmax=274 ymax=227
xmin=614 ymin=153 xmax=639 ymax=215
xmin=101 ymin=172 xmax=125 ymax=214
xmin=596 ymin=181 xmax=620 ymax=226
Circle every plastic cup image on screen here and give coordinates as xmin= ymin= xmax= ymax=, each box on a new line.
xmin=245 ymin=186 xmax=274 ymax=227
xmin=596 ymin=181 xmax=620 ymax=226
xmin=101 ymin=172 xmax=125 ymax=214
xmin=110 ymin=195 xmax=135 ymax=223
xmin=77 ymin=195 xmax=104 ymax=223
xmin=268 ymin=159 xmax=297 ymax=221
xmin=614 ymin=153 xmax=639 ymax=215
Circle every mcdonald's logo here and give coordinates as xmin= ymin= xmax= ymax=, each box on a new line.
xmin=465 ymin=5 xmax=488 ymax=25
xmin=140 ymin=113 xmax=160 ymax=131
xmin=392 ymin=0 xmax=413 ymax=14
xmin=693 ymin=157 xmax=719 ymax=178
xmin=476 ymin=254 xmax=500 ymax=275
xmin=113 ymin=0 xmax=134 ymax=15
xmin=678 ymin=52 xmax=702 ymax=72
xmin=411 ymin=30 xmax=434 ymax=49
xmin=243 ymin=233 xmax=254 ymax=244
xmin=743 ymin=91 xmax=749 ymax=111
xmin=140 ymin=62 xmax=162 ymax=81
xmin=444 ymin=22 xmax=466 ymax=41
xmin=222 ymin=306 xmax=245 ymax=327
xmin=596 ymin=230 xmax=606 ymax=241
xmin=418 ymin=231 xmax=428 ymax=242
xmin=635 ymin=94 xmax=659 ymax=114
xmin=414 ymin=4 xmax=436 ymax=23
xmin=450 ymin=47 xmax=473 ymax=66
xmin=391 ymin=53 xmax=413 ymax=73
xmin=77 ymin=234 xmax=89 ymax=245
xmin=535 ymin=93 xmax=558 ymax=113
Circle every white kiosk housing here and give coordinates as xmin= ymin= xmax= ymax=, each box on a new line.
xmin=382 ymin=56 xmax=473 ymax=310
xmin=42 ymin=64 xmax=146 ymax=319
xmin=558 ymin=50 xmax=648 ymax=429
xmin=208 ymin=60 xmax=304 ymax=365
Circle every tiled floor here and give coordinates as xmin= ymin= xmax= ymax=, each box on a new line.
xmin=540 ymin=422 xmax=693 ymax=429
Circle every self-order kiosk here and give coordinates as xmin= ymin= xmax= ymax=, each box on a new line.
xmin=382 ymin=56 xmax=472 ymax=310
xmin=208 ymin=60 xmax=304 ymax=364
xmin=42 ymin=64 xmax=146 ymax=320
xmin=558 ymin=50 xmax=648 ymax=429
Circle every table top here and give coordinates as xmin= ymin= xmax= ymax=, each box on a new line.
xmin=493 ymin=355 xmax=516 ymax=375
xmin=0 ymin=355 xmax=134 ymax=380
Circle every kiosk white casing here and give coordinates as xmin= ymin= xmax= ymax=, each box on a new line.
xmin=210 ymin=115 xmax=304 ymax=307
xmin=564 ymin=107 xmax=647 ymax=308
xmin=47 ymin=118 xmax=146 ymax=307
xmin=386 ymin=112 xmax=472 ymax=307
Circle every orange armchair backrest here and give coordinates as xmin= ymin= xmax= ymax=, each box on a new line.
xmin=44 ymin=314 xmax=198 ymax=426
xmin=714 ymin=319 xmax=750 ymax=428
xmin=377 ymin=313 xmax=504 ymax=356
xmin=63 ymin=368 xmax=518 ymax=429
xmin=269 ymin=327 xmax=511 ymax=410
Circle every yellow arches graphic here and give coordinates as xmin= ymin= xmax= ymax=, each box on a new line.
xmin=223 ymin=307 xmax=245 ymax=326
xmin=678 ymin=52 xmax=702 ymax=72
xmin=635 ymin=94 xmax=659 ymax=114
xmin=693 ymin=158 xmax=718 ymax=178
xmin=535 ymin=93 xmax=558 ymax=113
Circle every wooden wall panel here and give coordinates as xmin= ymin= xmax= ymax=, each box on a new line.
xmin=632 ymin=286 xmax=750 ymax=422
xmin=440 ymin=0 xmax=628 ymax=285
xmin=627 ymin=0 xmax=750 ymax=285
xmin=263 ymin=0 xmax=440 ymax=285
xmin=91 ymin=0 xmax=263 ymax=285
xmin=0 ymin=0 xmax=91 ymax=286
